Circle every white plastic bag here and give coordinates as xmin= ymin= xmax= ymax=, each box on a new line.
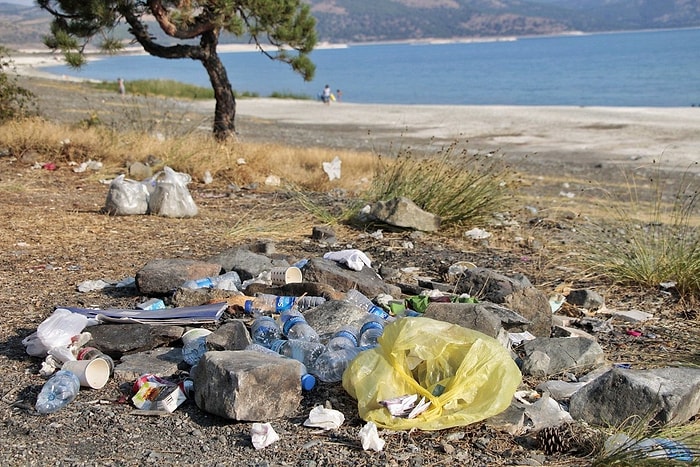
xmin=148 ymin=166 xmax=198 ymax=218
xmin=103 ymin=174 xmax=150 ymax=215
xmin=22 ymin=308 xmax=88 ymax=357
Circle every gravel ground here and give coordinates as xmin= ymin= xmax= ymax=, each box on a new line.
xmin=1 ymin=74 xmax=698 ymax=467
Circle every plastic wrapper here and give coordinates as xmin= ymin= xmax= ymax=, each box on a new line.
xmin=103 ymin=174 xmax=149 ymax=215
xmin=147 ymin=166 xmax=198 ymax=218
xmin=22 ymin=308 xmax=88 ymax=357
xmin=342 ymin=317 xmax=521 ymax=431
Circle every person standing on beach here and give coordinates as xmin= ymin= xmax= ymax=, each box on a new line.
xmin=118 ymin=78 xmax=125 ymax=97
xmin=321 ymin=84 xmax=331 ymax=105
xmin=336 ymin=89 xmax=342 ymax=102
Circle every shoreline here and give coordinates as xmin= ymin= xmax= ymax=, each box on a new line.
xmin=10 ymin=57 xmax=700 ymax=173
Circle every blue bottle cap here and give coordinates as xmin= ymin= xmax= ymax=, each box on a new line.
xmin=301 ymin=373 xmax=316 ymax=391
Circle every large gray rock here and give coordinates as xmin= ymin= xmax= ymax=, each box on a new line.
xmin=520 ymin=337 xmax=606 ymax=377
xmin=88 ymin=323 xmax=184 ymax=358
xmin=566 ymin=289 xmax=605 ymax=310
xmin=570 ymin=367 xmax=700 ymax=427
xmin=370 ymin=197 xmax=441 ymax=232
xmin=502 ymin=287 xmax=553 ymax=337
xmin=301 ymin=258 xmax=401 ymax=298
xmin=114 ymin=347 xmax=183 ymax=382
xmin=194 ymin=351 xmax=301 ymax=421
xmin=136 ymin=259 xmax=221 ymax=295
xmin=208 ymin=247 xmax=288 ymax=281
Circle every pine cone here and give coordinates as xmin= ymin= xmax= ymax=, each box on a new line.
xmin=537 ymin=425 xmax=572 ymax=454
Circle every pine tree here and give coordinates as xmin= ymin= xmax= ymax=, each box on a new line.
xmin=37 ymin=0 xmax=317 ymax=140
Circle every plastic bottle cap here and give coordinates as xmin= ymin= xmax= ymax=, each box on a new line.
xmin=301 ymin=373 xmax=316 ymax=391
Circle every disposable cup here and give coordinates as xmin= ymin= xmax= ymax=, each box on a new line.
xmin=181 ymin=328 xmax=212 ymax=346
xmin=270 ymin=266 xmax=302 ymax=285
xmin=62 ymin=358 xmax=110 ymax=389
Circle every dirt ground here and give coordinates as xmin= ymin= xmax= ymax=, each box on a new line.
xmin=0 ymin=76 xmax=698 ymax=466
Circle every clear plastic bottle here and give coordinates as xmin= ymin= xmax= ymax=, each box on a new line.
xmin=249 ymin=316 xmax=282 ymax=348
xmin=344 ymin=289 xmax=392 ymax=321
xmin=182 ymin=332 xmax=211 ymax=366
xmin=358 ymin=315 xmax=385 ymax=348
xmin=269 ymin=339 xmax=326 ymax=369
xmin=245 ymin=343 xmax=316 ymax=391
xmin=183 ymin=271 xmax=242 ymax=291
xmin=35 ymin=370 xmax=81 ymax=414
xmin=311 ymin=347 xmax=363 ymax=383
xmin=281 ymin=310 xmax=320 ymax=342
xmin=244 ymin=294 xmax=326 ymax=315
xmin=326 ymin=324 xmax=359 ymax=350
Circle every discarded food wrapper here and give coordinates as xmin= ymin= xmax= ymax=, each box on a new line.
xmin=250 ymin=422 xmax=280 ymax=450
xmin=359 ymin=421 xmax=385 ymax=452
xmin=132 ymin=374 xmax=188 ymax=413
xmin=508 ymin=331 xmax=537 ymax=347
xmin=303 ymin=405 xmax=345 ymax=430
xmin=323 ymin=249 xmax=372 ymax=271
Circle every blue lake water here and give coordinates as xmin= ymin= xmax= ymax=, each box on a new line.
xmin=44 ymin=28 xmax=700 ymax=107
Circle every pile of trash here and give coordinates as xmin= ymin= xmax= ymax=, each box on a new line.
xmin=20 ymin=242 xmax=700 ymax=460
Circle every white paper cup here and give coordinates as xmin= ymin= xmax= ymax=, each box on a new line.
xmin=181 ymin=328 xmax=212 ymax=346
xmin=62 ymin=358 xmax=110 ymax=389
xmin=270 ymin=266 xmax=302 ymax=285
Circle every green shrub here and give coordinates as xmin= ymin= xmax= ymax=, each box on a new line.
xmin=363 ymin=141 xmax=513 ymax=227
xmin=0 ymin=47 xmax=36 ymax=122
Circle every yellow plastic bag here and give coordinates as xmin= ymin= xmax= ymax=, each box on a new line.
xmin=342 ymin=317 xmax=521 ymax=431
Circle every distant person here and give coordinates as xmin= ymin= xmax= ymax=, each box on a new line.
xmin=321 ymin=84 xmax=331 ymax=105
xmin=118 ymin=77 xmax=125 ymax=97
xmin=336 ymin=89 xmax=342 ymax=102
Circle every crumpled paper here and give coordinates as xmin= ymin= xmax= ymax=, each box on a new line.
xmin=380 ymin=394 xmax=431 ymax=419
xmin=323 ymin=249 xmax=372 ymax=271
xmin=250 ymin=422 xmax=280 ymax=450
xmin=303 ymin=405 xmax=345 ymax=430
xmin=359 ymin=421 xmax=385 ymax=452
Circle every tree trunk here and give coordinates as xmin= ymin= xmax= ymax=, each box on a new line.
xmin=199 ymin=30 xmax=236 ymax=141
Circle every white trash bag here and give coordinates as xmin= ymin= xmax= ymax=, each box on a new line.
xmin=103 ymin=174 xmax=150 ymax=215
xmin=148 ymin=166 xmax=198 ymax=218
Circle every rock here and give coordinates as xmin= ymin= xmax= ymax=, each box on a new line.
xmin=520 ymin=337 xmax=606 ymax=377
xmin=536 ymin=380 xmax=588 ymax=401
xmin=206 ymin=321 xmax=251 ymax=351
xmin=88 ymin=323 xmax=184 ymax=358
xmin=312 ymin=225 xmax=337 ymax=244
xmin=208 ymin=247 xmax=287 ymax=281
xmin=135 ymin=259 xmax=222 ymax=295
xmin=194 ymin=351 xmax=301 ymax=421
xmin=569 ymin=367 xmax=700 ymax=427
xmin=114 ymin=347 xmax=184 ymax=381
xmin=301 ymin=257 xmax=401 ymax=298
xmin=244 ymin=281 xmax=344 ymax=301
xmin=566 ymin=289 xmax=604 ymax=310
xmin=455 ymin=267 xmax=531 ymax=303
xmin=611 ymin=309 xmax=654 ymax=323
xmin=485 ymin=401 xmax=527 ymax=436
xmin=304 ymin=300 xmax=372 ymax=337
xmin=503 ymin=287 xmax=553 ymax=337
xmin=171 ymin=287 xmax=240 ymax=308
xmin=369 ymin=197 xmax=441 ymax=232
xmin=423 ymin=302 xmax=505 ymax=340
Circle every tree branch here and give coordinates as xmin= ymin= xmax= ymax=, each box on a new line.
xmin=147 ymin=0 xmax=216 ymax=40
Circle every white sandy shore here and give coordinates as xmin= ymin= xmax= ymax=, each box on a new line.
xmin=11 ymin=52 xmax=700 ymax=172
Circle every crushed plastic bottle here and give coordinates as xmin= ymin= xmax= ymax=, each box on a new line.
xmin=269 ymin=339 xmax=326 ymax=369
xmin=358 ymin=315 xmax=385 ymax=348
xmin=35 ymin=370 xmax=81 ymax=414
xmin=281 ymin=310 xmax=320 ymax=342
xmin=246 ymin=343 xmax=316 ymax=391
xmin=326 ymin=324 xmax=360 ymax=351
xmin=182 ymin=271 xmax=241 ymax=291
xmin=243 ymin=294 xmax=325 ymax=315
xmin=250 ymin=316 xmax=283 ymax=348
xmin=344 ymin=289 xmax=392 ymax=321
xmin=604 ymin=433 xmax=694 ymax=462
xmin=311 ymin=347 xmax=364 ymax=383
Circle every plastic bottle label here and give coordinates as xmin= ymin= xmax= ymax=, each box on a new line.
xmin=368 ymin=305 xmax=391 ymax=321
xmin=274 ymin=296 xmax=296 ymax=312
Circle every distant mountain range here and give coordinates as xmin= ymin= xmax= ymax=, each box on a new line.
xmin=1 ymin=0 xmax=699 ymax=50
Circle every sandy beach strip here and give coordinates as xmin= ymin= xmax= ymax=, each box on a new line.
xmin=10 ymin=51 xmax=700 ymax=172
